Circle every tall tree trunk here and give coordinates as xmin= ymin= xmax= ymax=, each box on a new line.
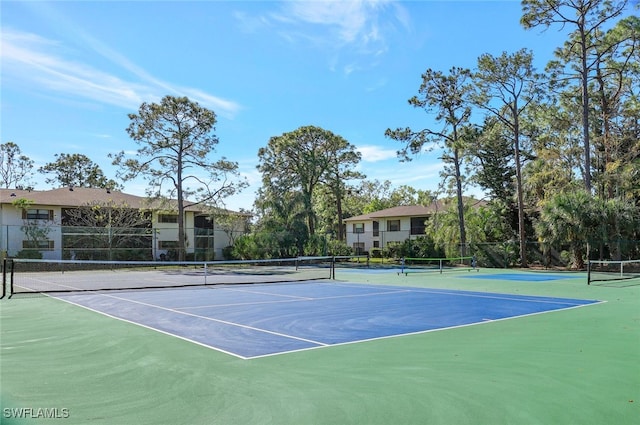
xmin=580 ymin=27 xmax=592 ymax=193
xmin=514 ymin=115 xmax=528 ymax=267
xmin=452 ymin=145 xmax=467 ymax=257
xmin=177 ymin=150 xmax=186 ymax=262
xmin=336 ymin=191 xmax=344 ymax=241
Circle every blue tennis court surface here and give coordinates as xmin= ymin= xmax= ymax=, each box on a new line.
xmin=55 ymin=281 xmax=601 ymax=359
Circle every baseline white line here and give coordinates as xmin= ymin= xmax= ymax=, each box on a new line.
xmin=46 ymin=295 xmax=250 ymax=360
xmin=20 ymin=280 xmax=604 ymax=361
xmin=331 ymin=282 xmax=599 ymax=307
xmin=405 ymin=289 xmax=598 ymax=306
xmin=246 ymin=300 xmax=607 ymax=360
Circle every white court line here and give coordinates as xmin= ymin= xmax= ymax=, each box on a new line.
xmin=213 ymin=285 xmax=316 ymax=300
xmin=405 ymin=288 xmax=597 ymax=306
xmin=78 ymin=291 xmax=330 ymax=347
xmin=48 ymin=295 xmax=250 ymax=359
xmin=328 ymin=282 xmax=599 ymax=307
xmin=178 ymin=297 xmax=329 ymax=310
xmin=246 ymin=300 xmax=607 ymax=360
xmin=178 ymin=285 xmax=412 ymax=310
xmin=40 ymin=281 xmax=605 ymax=360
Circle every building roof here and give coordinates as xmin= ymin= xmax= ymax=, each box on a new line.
xmin=1 ymin=187 xmax=148 ymax=208
xmin=0 ymin=187 xmax=248 ymax=215
xmin=343 ymin=198 xmax=486 ymax=222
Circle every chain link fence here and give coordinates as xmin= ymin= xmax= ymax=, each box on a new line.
xmin=0 ymin=224 xmax=246 ymax=262
xmin=2 ymin=224 xmax=638 ymax=269
xmin=346 ymin=229 xmax=640 ymax=269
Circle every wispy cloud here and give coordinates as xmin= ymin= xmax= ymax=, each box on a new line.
xmin=364 ymin=160 xmax=443 ymax=188
xmin=1 ymin=28 xmax=241 ymax=118
xmin=280 ymin=1 xmax=382 ymax=46
xmin=2 ymin=29 xmax=148 ymax=109
xmin=180 ymin=88 xmax=242 ymax=119
xmin=357 ymin=144 xmax=398 ymax=162
xmin=237 ymin=0 xmax=411 ymax=74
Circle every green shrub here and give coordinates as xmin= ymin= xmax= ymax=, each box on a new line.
xmin=15 ymin=249 xmax=43 ymax=259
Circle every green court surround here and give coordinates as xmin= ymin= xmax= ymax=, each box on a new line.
xmin=1 ymin=268 xmax=638 ymax=424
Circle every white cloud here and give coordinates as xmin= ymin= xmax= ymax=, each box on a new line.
xmin=2 ymin=30 xmax=146 ymax=109
xmin=233 ymin=10 xmax=273 ymax=33
xmin=235 ymin=158 xmax=262 ymax=187
xmin=365 ymin=77 xmax=389 ymax=92
xmin=180 ymin=88 xmax=242 ymax=120
xmin=245 ymin=0 xmax=411 ymax=74
xmin=357 ymin=144 xmax=397 ymax=162
xmin=361 ymin=160 xmax=445 ymax=193
xmin=282 ymin=1 xmax=373 ymax=45
xmin=1 ymin=28 xmax=241 ymax=117
xmin=91 ymin=134 xmax=112 ymax=139
xmin=281 ymin=0 xmax=411 ymax=45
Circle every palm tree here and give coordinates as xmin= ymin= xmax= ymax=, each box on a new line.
xmin=535 ymin=191 xmax=595 ymax=269
xmin=598 ymin=197 xmax=639 ymax=261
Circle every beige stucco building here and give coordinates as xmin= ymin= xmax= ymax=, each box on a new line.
xmin=0 ymin=187 xmax=249 ymax=261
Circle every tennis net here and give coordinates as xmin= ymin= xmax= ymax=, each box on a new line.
xmin=399 ymin=256 xmax=477 ymax=275
xmin=333 ymin=255 xmax=371 ymax=269
xmin=587 ymin=259 xmax=640 ymax=286
xmin=5 ymin=256 xmax=334 ymax=296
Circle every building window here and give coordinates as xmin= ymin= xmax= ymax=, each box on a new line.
xmin=158 ymin=240 xmax=179 ymax=249
xmin=158 ymin=214 xmax=178 ymax=223
xmin=195 ymin=236 xmax=215 ymax=250
xmin=353 ymin=223 xmax=364 ymax=233
xmin=387 ymin=220 xmax=400 ymax=232
xmin=373 ymin=241 xmax=379 ymax=248
xmin=23 ymin=240 xmax=54 ymax=250
xmin=194 ymin=215 xmax=214 ymax=229
xmin=410 ymin=217 xmax=428 ymax=235
xmin=23 ymin=209 xmax=53 ymax=220
xmin=373 ymin=221 xmax=379 ymax=237
xmin=353 ymin=242 xmax=365 ymax=255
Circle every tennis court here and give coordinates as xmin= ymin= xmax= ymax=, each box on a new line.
xmin=50 ymin=281 xmax=600 ymax=359
xmin=1 ymin=265 xmax=638 ymax=424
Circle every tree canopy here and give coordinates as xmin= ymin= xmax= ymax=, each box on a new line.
xmin=4 ymin=1 xmax=638 ymax=266
xmin=112 ymin=95 xmax=247 ymax=261
xmin=39 ymin=153 xmax=121 ymax=190
xmin=386 ymin=67 xmax=474 ymax=256
xmin=0 ymin=141 xmax=34 ymax=189
xmin=521 ymin=0 xmax=631 ymax=192
xmin=257 ymin=125 xmax=362 ymax=238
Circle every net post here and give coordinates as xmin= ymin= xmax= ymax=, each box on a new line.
xmin=1 ymin=258 xmax=6 ymax=299
xmin=204 ymin=262 xmax=208 ymax=285
xmin=9 ymin=259 xmax=15 ymax=298
xmin=331 ymin=256 xmax=335 ymax=280
xmin=587 ymin=260 xmax=591 ymax=285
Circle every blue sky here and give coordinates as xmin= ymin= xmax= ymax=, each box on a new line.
xmin=2 ymin=0 xmax=578 ymax=211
